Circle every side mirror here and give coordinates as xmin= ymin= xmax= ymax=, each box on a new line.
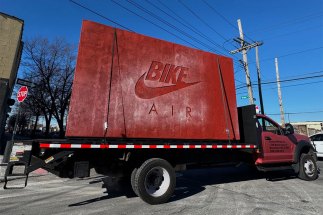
xmin=285 ymin=123 xmax=294 ymax=135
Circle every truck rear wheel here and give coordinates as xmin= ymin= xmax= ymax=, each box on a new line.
xmin=298 ymin=153 xmax=318 ymax=181
xmin=134 ymin=158 xmax=176 ymax=205
xmin=130 ymin=168 xmax=138 ymax=196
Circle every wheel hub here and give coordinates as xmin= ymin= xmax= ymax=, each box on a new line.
xmin=304 ymin=159 xmax=315 ymax=177
xmin=144 ymin=167 xmax=171 ymax=197
xmin=146 ymin=171 xmax=164 ymax=190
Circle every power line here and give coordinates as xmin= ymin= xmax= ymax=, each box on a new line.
xmin=235 ymin=78 xmax=246 ymax=85
xmin=110 ymin=0 xmax=200 ymax=49
xmin=124 ymin=0 xmax=225 ymax=55
xmin=155 ymin=0 xmax=244 ymax=69
xmin=174 ymin=0 xmax=244 ymax=67
xmin=266 ymin=110 xmax=323 ymax=116
xmin=263 ymin=24 xmax=322 ymax=41
xmin=262 ymin=73 xmax=323 ymax=85
xmin=268 ymin=79 xmax=323 ymax=90
xmin=201 ymin=0 xmax=255 ymax=42
xmin=113 ymin=0 xmax=243 ymax=71
xmin=146 ymin=0 xmax=227 ymax=55
xmin=236 ymin=79 xmax=323 ymax=94
xmin=69 ymin=0 xmax=133 ymax=32
xmin=178 ymin=0 xmax=228 ymax=41
xmin=236 ymin=72 xmax=323 ymax=90
xmin=65 ymin=1 xmax=245 ymax=92
xmin=249 ymin=46 xmax=323 ymax=64
xmin=270 ymin=47 xmax=323 ymax=60
xmin=71 ymin=0 xmax=243 ymax=69
xmin=248 ymin=12 xmax=323 ymax=34
xmin=270 ymin=70 xmax=323 ymax=81
xmin=201 ymin=0 xmax=237 ymax=29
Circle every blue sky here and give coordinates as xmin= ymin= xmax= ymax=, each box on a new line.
xmin=1 ymin=0 xmax=323 ymax=123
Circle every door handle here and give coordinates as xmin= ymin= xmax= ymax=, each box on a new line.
xmin=265 ymin=136 xmax=272 ymax=140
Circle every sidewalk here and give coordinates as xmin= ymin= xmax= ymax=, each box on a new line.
xmin=0 ymin=155 xmax=48 ymax=183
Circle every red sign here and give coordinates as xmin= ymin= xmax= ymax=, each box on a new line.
xmin=17 ymin=86 xmax=28 ymax=103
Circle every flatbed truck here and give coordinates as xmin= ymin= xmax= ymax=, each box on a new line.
xmin=3 ymin=20 xmax=319 ymax=205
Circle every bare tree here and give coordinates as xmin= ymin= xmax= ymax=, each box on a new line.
xmin=24 ymin=82 xmax=53 ymax=136
xmin=7 ymin=112 xmax=29 ymax=134
xmin=22 ymin=37 xmax=76 ymax=138
xmin=21 ymin=97 xmax=42 ymax=137
xmin=7 ymin=115 xmax=16 ymax=132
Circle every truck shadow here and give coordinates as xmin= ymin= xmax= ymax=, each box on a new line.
xmin=68 ymin=177 xmax=137 ymax=207
xmin=68 ymin=164 xmax=297 ymax=207
xmin=169 ymin=165 xmax=296 ymax=202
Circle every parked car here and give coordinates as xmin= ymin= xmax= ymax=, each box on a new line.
xmin=310 ymin=133 xmax=323 ymax=158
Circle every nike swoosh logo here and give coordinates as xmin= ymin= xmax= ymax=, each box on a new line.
xmin=135 ymin=73 xmax=200 ymax=99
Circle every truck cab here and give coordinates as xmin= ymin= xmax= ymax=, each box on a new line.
xmin=255 ymin=114 xmax=318 ymax=180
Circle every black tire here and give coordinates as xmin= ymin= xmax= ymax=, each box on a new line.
xmin=130 ymin=168 xmax=138 ymax=196
xmin=134 ymin=158 xmax=176 ymax=205
xmin=298 ymin=153 xmax=318 ymax=181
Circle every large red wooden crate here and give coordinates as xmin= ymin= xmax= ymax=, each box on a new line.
xmin=66 ymin=20 xmax=240 ymax=141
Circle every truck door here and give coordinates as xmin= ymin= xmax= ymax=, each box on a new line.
xmin=257 ymin=116 xmax=295 ymax=164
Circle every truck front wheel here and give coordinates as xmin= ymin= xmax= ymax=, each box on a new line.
xmin=298 ymin=153 xmax=318 ymax=181
xmin=134 ymin=158 xmax=176 ymax=205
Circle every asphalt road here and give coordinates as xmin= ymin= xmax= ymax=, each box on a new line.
xmin=0 ymin=161 xmax=322 ymax=215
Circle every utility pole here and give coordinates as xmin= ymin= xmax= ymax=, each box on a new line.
xmin=275 ymin=58 xmax=285 ymax=126
xmin=236 ymin=19 xmax=253 ymax=104
xmin=231 ymin=19 xmax=265 ymax=108
xmin=255 ymin=46 xmax=265 ymax=115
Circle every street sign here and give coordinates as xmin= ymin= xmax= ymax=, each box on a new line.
xmin=241 ymin=96 xmax=249 ymax=99
xmin=16 ymin=78 xmax=34 ymax=87
xmin=17 ymin=86 xmax=28 ymax=103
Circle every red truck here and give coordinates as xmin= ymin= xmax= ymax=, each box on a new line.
xmin=4 ymin=20 xmax=318 ymax=205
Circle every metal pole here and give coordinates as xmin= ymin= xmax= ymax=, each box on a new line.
xmin=237 ymin=19 xmax=254 ymax=105
xmin=11 ymin=104 xmax=20 ymax=142
xmin=275 ymin=58 xmax=285 ymax=126
xmin=255 ymin=46 xmax=265 ymax=114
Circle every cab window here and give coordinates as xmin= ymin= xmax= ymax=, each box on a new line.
xmin=258 ymin=118 xmax=282 ymax=135
xmin=319 ymin=134 xmax=323 ymax=141
xmin=311 ymin=134 xmax=323 ymax=141
xmin=310 ymin=135 xmax=317 ymax=141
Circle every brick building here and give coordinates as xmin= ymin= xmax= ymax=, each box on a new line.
xmin=0 ymin=12 xmax=24 ymax=153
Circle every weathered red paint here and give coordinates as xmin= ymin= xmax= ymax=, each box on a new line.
xmin=66 ymin=20 xmax=240 ymax=141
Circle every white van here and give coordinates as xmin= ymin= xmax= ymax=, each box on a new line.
xmin=310 ymin=133 xmax=323 ymax=158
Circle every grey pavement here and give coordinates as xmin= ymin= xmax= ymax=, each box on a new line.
xmin=0 ymin=161 xmax=322 ymax=215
